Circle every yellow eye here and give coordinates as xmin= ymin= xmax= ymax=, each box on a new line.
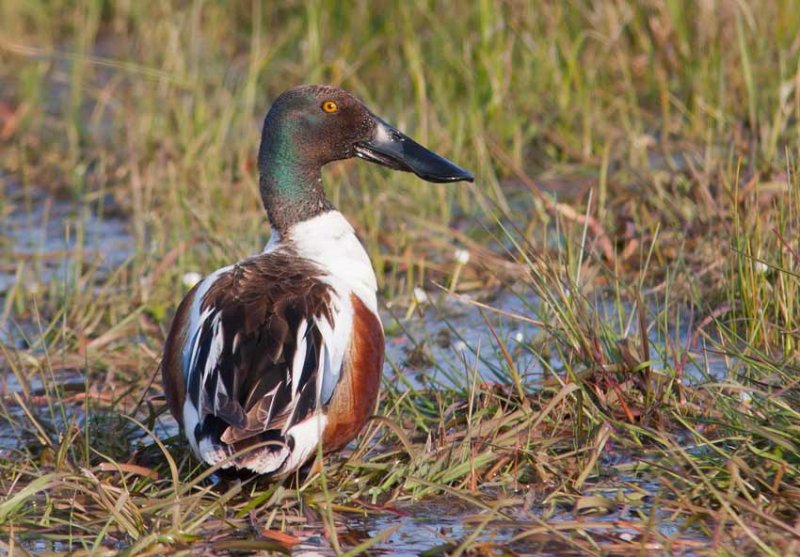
xmin=322 ymin=100 xmax=338 ymax=113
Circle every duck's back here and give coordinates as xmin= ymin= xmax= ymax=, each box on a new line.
xmin=161 ymin=211 xmax=383 ymax=476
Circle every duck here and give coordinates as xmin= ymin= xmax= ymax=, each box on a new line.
xmin=161 ymin=85 xmax=473 ymax=477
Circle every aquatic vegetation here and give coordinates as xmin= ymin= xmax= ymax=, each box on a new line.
xmin=1 ymin=1 xmax=799 ymax=554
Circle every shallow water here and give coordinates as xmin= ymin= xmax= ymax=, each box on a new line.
xmin=0 ymin=179 xmax=132 ymax=348
xmin=0 ymin=368 xmax=87 ymax=453
xmin=1 ymin=182 xmax=131 ymax=280
xmin=1 ymin=185 xmax=722 ymax=554
xmin=383 ymin=288 xmax=730 ymax=393
xmin=290 ymin=475 xmax=709 ymax=555
xmin=381 ymin=288 xmax=544 ymax=389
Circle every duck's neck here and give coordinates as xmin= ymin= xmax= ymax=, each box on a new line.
xmin=258 ymin=138 xmax=334 ymax=234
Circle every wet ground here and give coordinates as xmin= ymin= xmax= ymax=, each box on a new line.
xmin=1 ymin=183 xmax=721 ymax=554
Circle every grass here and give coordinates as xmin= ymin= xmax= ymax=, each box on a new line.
xmin=1 ymin=0 xmax=799 ymax=554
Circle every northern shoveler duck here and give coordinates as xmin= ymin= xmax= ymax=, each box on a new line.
xmin=161 ymin=85 xmax=473 ymax=477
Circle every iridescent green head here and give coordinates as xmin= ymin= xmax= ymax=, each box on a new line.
xmin=258 ymin=85 xmax=473 ymax=232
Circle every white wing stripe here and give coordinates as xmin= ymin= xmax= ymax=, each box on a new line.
xmin=290 ymin=320 xmax=308 ymax=401
xmin=181 ymin=265 xmax=234 ymax=380
xmin=186 ymin=306 xmax=213 ymax=382
xmin=202 ymin=313 xmax=224 ymax=388
xmin=316 ymin=294 xmax=353 ymax=405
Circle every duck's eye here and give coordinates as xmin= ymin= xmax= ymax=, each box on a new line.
xmin=322 ymin=100 xmax=338 ymax=113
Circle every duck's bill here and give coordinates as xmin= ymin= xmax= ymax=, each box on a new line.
xmin=354 ymin=118 xmax=474 ymax=183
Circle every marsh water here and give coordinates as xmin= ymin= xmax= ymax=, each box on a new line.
xmin=0 ymin=182 xmax=724 ymax=554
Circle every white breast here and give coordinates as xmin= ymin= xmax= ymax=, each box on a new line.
xmin=285 ymin=211 xmax=378 ymax=313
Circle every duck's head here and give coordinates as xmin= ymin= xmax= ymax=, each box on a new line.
xmin=258 ymin=85 xmax=473 ymax=184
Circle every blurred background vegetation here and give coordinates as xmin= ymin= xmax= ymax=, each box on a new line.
xmin=2 ymin=0 xmax=798 ymax=353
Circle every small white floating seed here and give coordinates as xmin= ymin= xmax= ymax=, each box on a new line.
xmin=182 ymin=271 xmax=203 ymax=289
xmin=740 ymin=392 xmax=753 ymax=405
xmin=413 ymin=286 xmax=429 ymax=304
